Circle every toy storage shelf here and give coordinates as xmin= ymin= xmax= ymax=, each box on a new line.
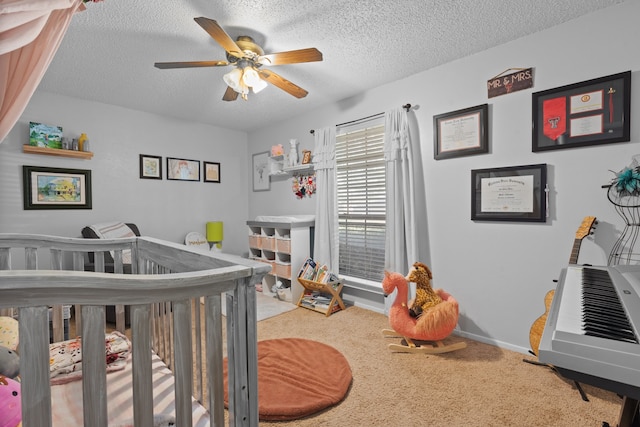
xmin=247 ymin=217 xmax=314 ymax=303
xmin=296 ymin=278 xmax=345 ymax=317
xmin=23 ymin=145 xmax=93 ymax=159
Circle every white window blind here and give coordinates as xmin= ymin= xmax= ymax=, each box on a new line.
xmin=336 ymin=121 xmax=386 ymax=282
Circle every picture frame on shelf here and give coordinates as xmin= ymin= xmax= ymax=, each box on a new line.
xmin=22 ymin=165 xmax=92 ymax=210
xmin=166 ymin=157 xmax=200 ymax=181
xmin=139 ymin=154 xmax=162 ymax=179
xmin=252 ymin=151 xmax=270 ymax=191
xmin=204 ymin=161 xmax=221 ymax=183
xmin=532 ymin=70 xmax=631 ymax=152
xmin=301 ymin=150 xmax=312 ymax=164
xmin=471 ymin=163 xmax=547 ymax=222
xmin=433 ymin=104 xmax=489 ymax=160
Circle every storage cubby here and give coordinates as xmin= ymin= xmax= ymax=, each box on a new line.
xmin=246 ymin=217 xmax=314 ymax=303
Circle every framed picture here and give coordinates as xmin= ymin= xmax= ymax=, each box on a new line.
xmin=139 ymin=154 xmax=162 ymax=179
xmin=22 ymin=165 xmax=92 ymax=210
xmin=433 ymin=104 xmax=489 ymax=160
xmin=301 ymin=150 xmax=312 ymax=164
xmin=167 ymin=157 xmax=200 ymax=181
xmin=532 ymin=71 xmax=631 ymax=152
xmin=204 ymin=161 xmax=221 ymax=183
xmin=252 ymin=151 xmax=270 ymax=191
xmin=471 ymin=163 xmax=547 ymax=222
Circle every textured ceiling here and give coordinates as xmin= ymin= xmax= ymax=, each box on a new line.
xmin=37 ymin=0 xmax=626 ymax=132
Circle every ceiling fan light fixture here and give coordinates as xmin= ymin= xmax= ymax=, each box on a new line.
xmin=251 ymin=78 xmax=268 ymax=94
xmin=223 ymin=68 xmax=243 ymax=92
xmin=242 ymin=66 xmax=261 ymax=87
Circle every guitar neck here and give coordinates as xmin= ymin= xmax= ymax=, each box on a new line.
xmin=569 ymin=238 xmax=583 ymax=265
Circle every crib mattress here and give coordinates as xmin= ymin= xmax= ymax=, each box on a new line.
xmin=51 ymin=353 xmax=210 ymax=426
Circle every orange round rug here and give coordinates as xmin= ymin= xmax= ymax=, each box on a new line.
xmin=224 ymin=338 xmax=352 ymax=421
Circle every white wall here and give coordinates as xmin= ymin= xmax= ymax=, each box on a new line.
xmin=246 ymin=1 xmax=640 ymax=353
xmin=0 ymin=92 xmax=250 ymax=255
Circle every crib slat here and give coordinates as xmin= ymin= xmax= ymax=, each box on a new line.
xmin=173 ymin=299 xmax=194 ymax=426
xmin=0 ymin=247 xmax=9 ymax=270
xmin=206 ymin=294 xmax=225 ymax=427
xmin=20 ymin=306 xmax=52 ymax=427
xmin=82 ymin=305 xmax=108 ymax=427
xmin=25 ymin=247 xmax=37 ymax=269
xmin=132 ymin=304 xmax=154 ymax=426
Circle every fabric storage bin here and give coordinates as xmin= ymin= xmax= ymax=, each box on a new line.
xmin=275 ymin=262 xmax=291 ymax=277
xmin=249 ymin=234 xmax=260 ymax=248
xmin=276 ymin=238 xmax=291 ymax=253
xmin=261 ymin=236 xmax=276 ymax=251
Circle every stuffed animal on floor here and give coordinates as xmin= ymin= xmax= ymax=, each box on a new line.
xmin=382 ymin=270 xmax=465 ymax=353
xmin=407 ymin=262 xmax=442 ymax=318
xmin=0 ymin=375 xmax=21 ymax=427
xmin=0 ymin=346 xmax=19 ymax=379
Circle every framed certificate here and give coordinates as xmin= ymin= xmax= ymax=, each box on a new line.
xmin=434 ymin=104 xmax=489 ymax=160
xmin=471 ymin=164 xmax=547 ymax=222
xmin=532 ymin=71 xmax=631 ymax=152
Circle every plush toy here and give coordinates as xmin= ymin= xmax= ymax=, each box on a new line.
xmin=0 ymin=316 xmax=19 ymax=351
xmin=381 ymin=270 xmax=465 ymax=353
xmin=271 ymin=144 xmax=284 ymax=156
xmin=0 ymin=375 xmax=21 ymax=427
xmin=0 ymin=346 xmax=19 ymax=379
xmin=406 ymin=262 xmax=442 ymax=318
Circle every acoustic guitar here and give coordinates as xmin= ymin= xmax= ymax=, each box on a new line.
xmin=528 ymin=216 xmax=597 ymax=356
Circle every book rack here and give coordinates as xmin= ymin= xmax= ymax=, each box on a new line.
xmin=296 ymin=277 xmax=345 ymax=316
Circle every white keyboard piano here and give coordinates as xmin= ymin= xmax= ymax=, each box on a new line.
xmin=539 ymin=264 xmax=640 ymax=426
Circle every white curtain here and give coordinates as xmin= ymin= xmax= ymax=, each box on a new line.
xmin=384 ymin=106 xmax=417 ymax=274
xmin=313 ymin=126 xmax=338 ymax=271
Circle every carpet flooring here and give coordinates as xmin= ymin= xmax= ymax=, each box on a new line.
xmin=254 ymin=306 xmax=623 ymax=426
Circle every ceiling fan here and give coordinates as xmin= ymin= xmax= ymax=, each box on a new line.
xmin=154 ymin=17 xmax=323 ymax=101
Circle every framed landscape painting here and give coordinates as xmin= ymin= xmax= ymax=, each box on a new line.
xmin=23 ymin=165 xmax=92 ymax=210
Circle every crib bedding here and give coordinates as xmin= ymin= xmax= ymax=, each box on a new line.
xmin=51 ymin=352 xmax=210 ymax=426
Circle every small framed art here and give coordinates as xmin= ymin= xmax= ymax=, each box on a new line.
xmin=204 ymin=161 xmax=221 ymax=183
xmin=252 ymin=151 xmax=270 ymax=191
xmin=471 ymin=163 xmax=547 ymax=222
xmin=139 ymin=154 xmax=162 ymax=179
xmin=532 ymin=71 xmax=631 ymax=152
xmin=301 ymin=150 xmax=312 ymax=164
xmin=433 ymin=104 xmax=489 ymax=160
xmin=23 ymin=165 xmax=92 ymax=210
xmin=167 ymin=157 xmax=200 ymax=181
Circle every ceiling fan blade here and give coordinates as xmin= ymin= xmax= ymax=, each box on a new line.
xmin=194 ymin=17 xmax=244 ymax=57
xmin=222 ymin=86 xmax=239 ymax=101
xmin=258 ymin=48 xmax=323 ymax=66
xmin=258 ymin=69 xmax=308 ymax=99
xmin=154 ymin=60 xmax=228 ymax=69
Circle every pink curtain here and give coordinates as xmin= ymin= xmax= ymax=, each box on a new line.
xmin=0 ymin=0 xmax=83 ymax=143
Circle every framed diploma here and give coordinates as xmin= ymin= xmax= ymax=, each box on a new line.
xmin=532 ymin=71 xmax=631 ymax=152
xmin=433 ymin=104 xmax=489 ymax=160
xmin=471 ymin=163 xmax=547 ymax=222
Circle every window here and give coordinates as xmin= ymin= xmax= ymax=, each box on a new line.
xmin=336 ymin=120 xmax=386 ymax=282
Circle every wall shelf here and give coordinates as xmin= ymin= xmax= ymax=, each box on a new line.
xmin=23 ymin=145 xmax=93 ymax=159
xmin=269 ymin=154 xmax=313 ymax=177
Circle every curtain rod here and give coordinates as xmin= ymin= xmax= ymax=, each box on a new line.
xmin=309 ymin=103 xmax=412 ymax=134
